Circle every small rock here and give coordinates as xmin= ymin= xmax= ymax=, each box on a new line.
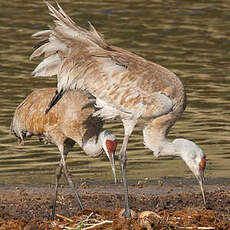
xmin=138 ymin=211 xmax=161 ymax=229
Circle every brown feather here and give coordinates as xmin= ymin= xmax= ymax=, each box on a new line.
xmin=10 ymin=88 xmax=103 ymax=148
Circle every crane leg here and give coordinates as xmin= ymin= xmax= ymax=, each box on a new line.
xmin=52 ymin=157 xmax=64 ymax=219
xmin=59 ymin=146 xmax=84 ymax=210
xmin=119 ymin=134 xmax=131 ymax=218
xmin=119 ymin=119 xmax=136 ymax=218
xmin=62 ymin=160 xmax=84 ymax=210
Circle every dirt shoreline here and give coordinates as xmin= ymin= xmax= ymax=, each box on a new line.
xmin=0 ymin=178 xmax=230 ymax=229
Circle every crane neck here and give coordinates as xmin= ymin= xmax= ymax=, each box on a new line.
xmin=143 ymin=124 xmax=180 ymax=158
xmin=82 ymin=131 xmax=105 ymax=157
xmin=143 ymin=124 xmax=197 ymax=162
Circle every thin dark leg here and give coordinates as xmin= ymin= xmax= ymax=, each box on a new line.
xmin=119 ymin=134 xmax=131 ymax=218
xmin=60 ymin=151 xmax=83 ymax=210
xmin=52 ymin=160 xmax=63 ymax=219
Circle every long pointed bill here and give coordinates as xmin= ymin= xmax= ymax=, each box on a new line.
xmin=109 ymin=153 xmax=117 ymax=184
xmin=197 ymin=171 xmax=206 ymax=206
xmin=45 ymin=89 xmax=65 ymax=114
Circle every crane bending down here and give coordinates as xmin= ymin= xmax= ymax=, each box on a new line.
xmin=30 ymin=2 xmax=207 ymax=218
xmin=10 ymin=88 xmax=117 ymax=219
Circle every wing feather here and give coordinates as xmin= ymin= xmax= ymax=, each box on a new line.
xmin=32 ymin=53 xmax=60 ymax=77
xmin=31 ymin=2 xmax=184 ymax=119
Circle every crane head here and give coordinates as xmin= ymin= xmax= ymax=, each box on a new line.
xmin=102 ymin=130 xmax=117 ymax=184
xmin=173 ymin=138 xmax=207 ymax=206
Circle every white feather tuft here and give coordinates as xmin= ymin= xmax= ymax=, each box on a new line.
xmin=32 ymin=54 xmax=60 ymax=77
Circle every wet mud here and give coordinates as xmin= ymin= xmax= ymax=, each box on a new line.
xmin=0 ymin=178 xmax=230 ymax=229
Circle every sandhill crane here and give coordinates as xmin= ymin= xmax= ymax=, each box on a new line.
xmin=10 ymin=88 xmax=117 ymax=219
xmin=30 ymin=2 xmax=207 ymax=218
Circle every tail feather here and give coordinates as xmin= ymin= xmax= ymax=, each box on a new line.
xmin=32 ymin=30 xmax=51 ymax=39
xmin=31 ymin=38 xmax=67 ymax=60
xmin=46 ymin=1 xmax=107 ymax=47
xmin=45 ymin=89 xmax=65 ymax=114
xmin=31 ymin=2 xmax=108 ymax=78
xmin=30 ymin=42 xmax=56 ymax=60
xmin=32 ymin=53 xmax=61 ymax=77
xmin=46 ymin=1 xmax=77 ymax=30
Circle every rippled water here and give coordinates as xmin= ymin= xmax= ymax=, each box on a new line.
xmin=1 ymin=0 xmax=230 ymax=184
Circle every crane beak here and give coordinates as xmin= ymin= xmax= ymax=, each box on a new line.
xmin=196 ymin=170 xmax=206 ymax=206
xmin=108 ymin=151 xmax=117 ymax=184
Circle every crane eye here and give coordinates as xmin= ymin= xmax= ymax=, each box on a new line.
xmin=199 ymin=156 xmax=206 ymax=171
xmin=106 ymin=140 xmax=117 ymax=153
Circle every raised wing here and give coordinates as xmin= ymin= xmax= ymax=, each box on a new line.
xmin=31 ymin=2 xmax=184 ymax=119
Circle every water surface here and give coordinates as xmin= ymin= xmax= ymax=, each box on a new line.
xmin=0 ymin=0 xmax=230 ymax=184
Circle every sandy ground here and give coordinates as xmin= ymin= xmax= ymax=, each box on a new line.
xmin=0 ymin=178 xmax=230 ymax=229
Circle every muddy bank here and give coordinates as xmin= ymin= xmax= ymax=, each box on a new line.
xmin=0 ymin=178 xmax=230 ymax=229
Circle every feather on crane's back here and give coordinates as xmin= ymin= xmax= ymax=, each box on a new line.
xmin=11 ymin=88 xmax=103 ymax=153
